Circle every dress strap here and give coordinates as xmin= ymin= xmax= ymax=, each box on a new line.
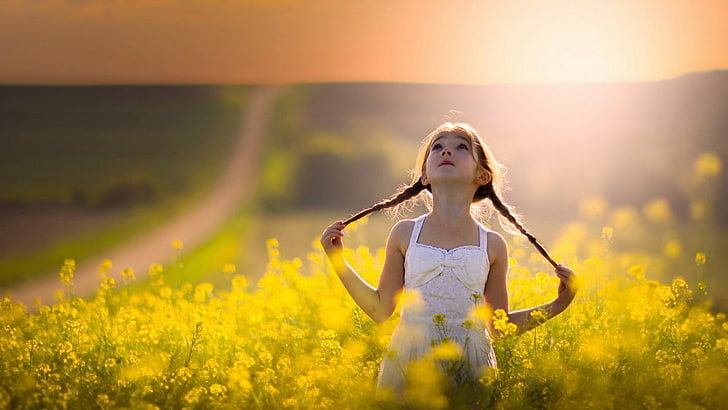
xmin=479 ymin=224 xmax=488 ymax=251
xmin=409 ymin=214 xmax=427 ymax=248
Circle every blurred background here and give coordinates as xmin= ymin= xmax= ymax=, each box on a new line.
xmin=1 ymin=0 xmax=726 ymax=308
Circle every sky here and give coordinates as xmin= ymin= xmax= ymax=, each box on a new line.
xmin=1 ymin=0 xmax=727 ymax=85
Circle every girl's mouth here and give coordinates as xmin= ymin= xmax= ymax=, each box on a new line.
xmin=439 ymin=160 xmax=454 ymax=166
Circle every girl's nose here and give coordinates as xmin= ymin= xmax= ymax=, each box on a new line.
xmin=441 ymin=147 xmax=453 ymax=156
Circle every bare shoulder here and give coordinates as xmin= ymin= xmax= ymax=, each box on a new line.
xmin=389 ymin=218 xmax=416 ymax=242
xmin=486 ymin=229 xmax=507 ymax=247
xmin=486 ymin=230 xmax=508 ymax=262
xmin=387 ymin=219 xmax=416 ymax=254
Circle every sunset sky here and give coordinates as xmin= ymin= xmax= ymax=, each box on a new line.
xmin=1 ymin=0 xmax=727 ymax=85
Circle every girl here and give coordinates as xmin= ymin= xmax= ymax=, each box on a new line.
xmin=320 ymin=122 xmax=577 ymax=399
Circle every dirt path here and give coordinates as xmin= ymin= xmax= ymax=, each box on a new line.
xmin=4 ymin=86 xmax=280 ymax=309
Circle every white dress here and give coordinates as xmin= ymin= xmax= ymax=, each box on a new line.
xmin=377 ymin=214 xmax=498 ymax=395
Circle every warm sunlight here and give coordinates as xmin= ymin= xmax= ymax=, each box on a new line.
xmin=530 ymin=29 xmax=613 ymax=84
xmin=468 ymin=1 xmax=646 ymax=84
xmin=1 ymin=0 xmax=727 ymax=84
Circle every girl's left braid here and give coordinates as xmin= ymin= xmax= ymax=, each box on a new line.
xmin=483 ymin=184 xmax=559 ymax=268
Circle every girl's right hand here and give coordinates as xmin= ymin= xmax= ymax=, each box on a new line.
xmin=320 ymin=221 xmax=346 ymax=256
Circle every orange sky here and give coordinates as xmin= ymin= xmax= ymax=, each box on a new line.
xmin=1 ymin=0 xmax=727 ymax=85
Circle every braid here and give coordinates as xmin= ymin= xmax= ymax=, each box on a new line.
xmin=484 ymin=184 xmax=559 ymax=268
xmin=343 ymin=180 xmax=428 ymax=226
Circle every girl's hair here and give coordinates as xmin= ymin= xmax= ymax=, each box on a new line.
xmin=343 ymin=122 xmax=558 ymax=268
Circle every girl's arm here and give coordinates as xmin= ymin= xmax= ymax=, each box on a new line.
xmin=483 ymin=231 xmax=578 ymax=338
xmin=320 ymin=220 xmax=408 ymax=323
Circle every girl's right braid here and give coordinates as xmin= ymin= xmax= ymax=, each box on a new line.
xmin=343 ymin=180 xmax=428 ymax=226
xmin=485 ymin=185 xmax=559 ymax=268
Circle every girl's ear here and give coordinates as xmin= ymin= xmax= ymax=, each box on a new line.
xmin=420 ymin=173 xmax=429 ymax=186
xmin=476 ymin=171 xmax=491 ymax=185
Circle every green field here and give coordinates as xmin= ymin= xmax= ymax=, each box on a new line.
xmin=0 ymin=85 xmax=250 ymax=204
xmin=0 ymin=86 xmax=251 ymax=286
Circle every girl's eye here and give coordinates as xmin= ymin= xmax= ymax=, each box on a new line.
xmin=458 ymin=144 xmax=469 ymax=150
xmin=431 ymin=143 xmax=442 ymax=151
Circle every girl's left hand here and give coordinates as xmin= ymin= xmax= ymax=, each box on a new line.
xmin=554 ymin=264 xmax=578 ymax=308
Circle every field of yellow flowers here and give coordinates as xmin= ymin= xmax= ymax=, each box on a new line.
xmin=1 ymin=152 xmax=726 ymax=409
xmin=2 ymin=221 xmax=727 ymax=409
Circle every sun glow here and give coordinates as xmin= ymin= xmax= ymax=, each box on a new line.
xmin=466 ymin=1 xmax=645 ymax=84
xmin=528 ymin=4 xmax=629 ymax=83
xmin=534 ymin=34 xmax=613 ymax=84
xmin=0 ymin=0 xmax=726 ymax=84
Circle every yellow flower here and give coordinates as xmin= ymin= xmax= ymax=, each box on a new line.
xmin=628 ymin=265 xmax=646 ymax=281
xmin=695 ymin=252 xmax=707 ymax=266
xmin=529 ymin=309 xmax=548 ymax=325
xmin=172 ymin=239 xmax=183 ymax=249
xmin=36 ymin=363 xmax=51 ymax=378
xmin=432 ymin=313 xmax=447 ymax=325
xmin=98 ymin=259 xmax=112 ymax=276
xmin=266 ymin=238 xmax=280 ymax=258
xmin=64 ymin=319 xmax=88 ymax=334
xmin=663 ymin=240 xmax=682 ymax=259
xmin=193 ymin=282 xmax=214 ymax=302
xmin=716 ymin=339 xmax=728 ymax=354
xmin=671 ymin=278 xmax=689 ymax=296
xmin=431 ymin=340 xmax=462 ymax=361
xmin=96 ymin=394 xmax=113 ymax=409
xmin=25 ymin=339 xmax=38 ymax=352
xmin=175 ymin=367 xmax=193 ymax=382
xmin=148 ymin=263 xmax=163 ymax=276
xmin=693 ymin=152 xmax=723 ymax=178
xmin=98 ymin=276 xmax=115 ymax=291
xmin=230 ymin=274 xmax=248 ymax=295
xmin=159 ymin=286 xmax=172 ymax=299
xmin=493 ymin=309 xmax=517 ymax=337
xmin=183 ymin=387 xmax=206 ymax=405
xmin=292 ymin=328 xmax=305 ymax=340
xmin=610 ymin=206 xmax=639 ymax=231
xmin=0 ymin=388 xmax=9 ymax=409
xmin=209 ymin=383 xmax=227 ymax=399
xmin=121 ymin=268 xmax=136 ymax=283
xmin=228 ymin=366 xmax=252 ymax=396
xmin=469 ymin=303 xmax=492 ymax=324
xmin=59 ymin=259 xmax=75 ymax=284
xmin=601 ymin=226 xmax=614 ymax=242
xmin=642 ymin=198 xmax=673 ymax=224
xmin=460 ymin=320 xmax=475 ymax=330
xmin=479 ymin=367 xmax=499 ymax=387
xmin=258 ymin=351 xmax=274 ymax=368
xmin=405 ymin=359 xmax=448 ymax=409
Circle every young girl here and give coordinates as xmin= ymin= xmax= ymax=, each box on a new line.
xmin=320 ymin=122 xmax=577 ymax=399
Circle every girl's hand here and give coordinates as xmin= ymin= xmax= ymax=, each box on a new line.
xmin=554 ymin=264 xmax=578 ymax=309
xmin=320 ymin=221 xmax=346 ymax=256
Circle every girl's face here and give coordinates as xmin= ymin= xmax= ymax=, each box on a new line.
xmin=421 ymin=132 xmax=484 ymax=186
